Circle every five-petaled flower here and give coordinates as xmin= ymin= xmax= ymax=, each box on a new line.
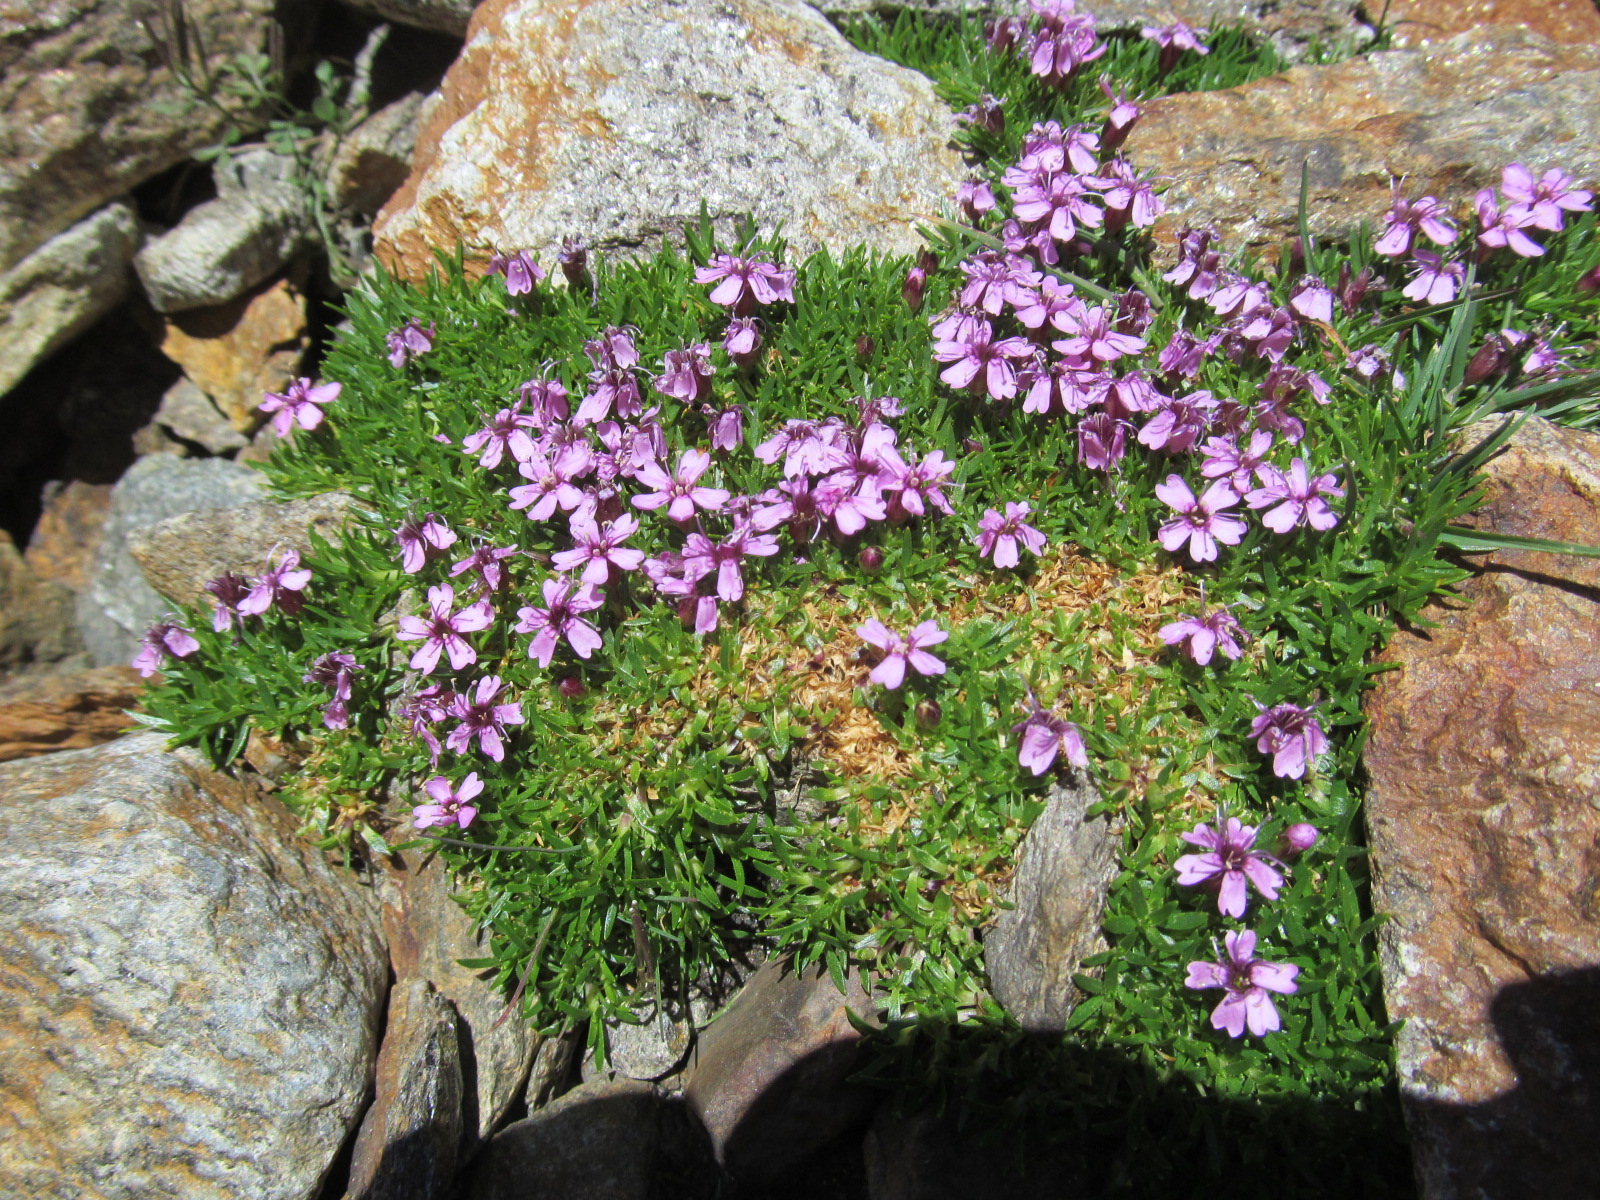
xmin=1246 ymin=458 xmax=1344 ymax=532
xmin=1155 ymin=476 xmax=1248 ymax=562
xmin=857 ymin=619 xmax=948 ymax=689
xmin=259 ymin=377 xmax=341 ymax=437
xmin=238 ymin=549 xmax=312 ymax=617
xmin=397 ymin=583 xmax=495 ymax=674
xmin=132 ymin=620 xmax=200 ymax=678
xmin=1174 ymin=816 xmax=1284 ymax=917
xmin=1185 ymin=930 xmax=1299 ymax=1038
xmin=1249 ymin=699 xmax=1329 ymax=779
xmin=414 ymin=772 xmax=484 ymax=830
xmin=694 ymin=254 xmax=797 ymax=315
xmin=551 ymin=513 xmax=646 ymax=586
xmin=446 ymin=676 xmax=524 ymax=761
xmin=394 ymin=514 xmax=458 ymax=573
xmin=1012 ymin=699 xmax=1089 ymax=775
xmin=386 ymin=319 xmax=435 ymax=368
xmin=976 ymin=502 xmax=1047 ymax=568
xmin=515 ymin=576 xmax=605 ymax=668
xmin=1159 ymin=606 xmax=1247 ymax=665
xmin=304 ymin=651 xmax=362 ymax=730
xmin=632 ymin=448 xmax=730 ymax=522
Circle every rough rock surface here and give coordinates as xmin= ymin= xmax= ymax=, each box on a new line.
xmin=983 ymin=775 xmax=1118 ymax=1032
xmin=1123 ymin=26 xmax=1600 ymax=255
xmin=683 ymin=958 xmax=880 ymax=1187
xmin=331 ymin=92 xmax=432 ymax=216
xmin=0 ymin=202 xmax=139 ymax=398
xmin=0 ymin=734 xmax=388 ymax=1200
xmin=344 ymin=979 xmax=464 ymax=1200
xmin=1381 ymin=0 xmax=1600 ymax=47
xmin=1364 ymin=417 xmax=1600 ymax=1200
xmin=374 ymin=0 xmax=964 ymax=281
xmin=135 ymin=182 xmax=311 ymax=313
xmin=128 ymin=490 xmax=362 ymax=608
xmin=26 ymin=480 xmax=114 ymax=593
xmin=0 ymin=533 xmax=85 ymax=674
xmin=152 ymin=378 xmax=250 ymax=454
xmin=375 ymin=846 xmax=537 ymax=1144
xmin=159 ymin=278 xmax=309 ymax=431
xmin=337 ymin=0 xmax=479 ymax=36
xmin=0 ymin=666 xmax=141 ymax=763
xmin=1084 ymin=0 xmax=1373 ymax=56
xmin=76 ymin=455 xmax=267 ymax=667
xmin=0 ymin=0 xmax=304 ymax=276
xmin=463 ymin=1078 xmax=716 ymax=1200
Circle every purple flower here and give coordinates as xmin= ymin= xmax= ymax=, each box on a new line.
xmin=1077 ymin=412 xmax=1126 ymax=472
xmin=682 ymin=524 xmax=779 ymax=603
xmin=722 ymin=317 xmax=763 ymax=368
xmin=132 ymin=620 xmax=200 ymax=678
xmin=463 ymin=404 xmax=539 ymax=470
xmin=1025 ymin=2 xmax=1104 ymax=86
xmin=1174 ymin=816 xmax=1283 ymax=917
xmin=1345 ymin=343 xmax=1394 ymax=382
xmin=508 ymin=453 xmax=585 ymax=522
xmin=955 ymin=93 xmax=1006 ymax=135
xmin=883 ymin=450 xmax=956 ymax=519
xmin=558 ymin=235 xmax=589 ymax=287
xmin=1474 ymin=187 xmax=1544 ymax=259
xmin=1158 ymin=327 xmax=1212 ymax=379
xmin=515 ymin=576 xmax=604 ymax=668
xmin=449 ymin=543 xmax=520 ymax=594
xmin=1335 ymin=263 xmax=1387 ymax=315
xmin=858 ymin=619 xmax=948 ymax=689
xmin=1199 ymin=430 xmax=1274 ymax=494
xmin=1282 ymin=823 xmax=1320 ymax=854
xmin=396 ymin=583 xmax=495 ymax=674
xmin=551 ymin=512 xmax=645 ymax=586
xmin=694 ymin=254 xmax=797 ymax=315
xmin=1138 ymin=390 xmax=1216 ymax=454
xmin=1010 ymin=170 xmax=1104 ymax=249
xmin=386 ymin=319 xmax=435 ymax=368
xmin=1245 ymin=458 xmax=1344 ymax=533
xmin=1500 ymin=163 xmax=1593 ymax=232
xmin=578 ymin=328 xmax=644 ymax=423
xmin=1096 ymin=157 xmax=1163 ymax=231
xmin=398 ymin=683 xmax=453 ymax=764
xmin=1249 ymin=700 xmax=1329 ymax=779
xmin=1098 ymin=75 xmax=1139 ymax=148
xmin=1142 ymin=19 xmax=1209 ymax=75
xmin=1402 ymin=249 xmax=1464 ymax=305
xmin=237 ymin=549 xmax=312 ymax=617
xmin=1052 ymin=305 xmax=1145 ymax=364
xmin=1160 ymin=606 xmax=1247 ymax=666
xmin=1155 ymin=476 xmax=1248 ymax=563
xmin=653 ymin=344 xmax=716 ymax=405
xmin=204 ymin=572 xmax=251 ymax=632
xmin=632 ymin=448 xmax=729 ymax=523
xmin=445 ymin=675 xmax=524 ymax=762
xmin=414 ymin=772 xmax=484 ymax=830
xmin=1012 ymin=700 xmax=1088 ymax=774
xmin=1163 ymin=228 xmax=1222 ymax=300
xmin=1287 ymin=275 xmax=1335 ymax=324
xmin=1185 ymin=930 xmax=1299 ymax=1038
xmin=1373 ymin=184 xmax=1458 ymax=256
xmin=932 ymin=314 xmax=1033 ymax=401
xmin=394 ymin=513 xmax=458 ymax=574
xmin=957 ymin=178 xmax=998 ymax=222
xmin=976 ymin=502 xmax=1047 ymax=568
xmin=486 ymin=250 xmax=545 ymax=295
xmin=519 ymin=375 xmax=572 ymax=426
xmin=304 ymin=651 xmax=362 ymax=730
xmin=258 ymin=377 xmax=341 ymax=437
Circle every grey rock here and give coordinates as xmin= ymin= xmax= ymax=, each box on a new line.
xmin=0 ymin=202 xmax=138 ymax=398
xmin=684 ymin=957 xmax=880 ymax=1187
xmin=376 ymin=846 xmax=537 ymax=1146
xmin=154 ymin=377 xmax=251 ymax=454
xmin=127 ymin=490 xmax=363 ymax=608
xmin=330 ymin=92 xmax=431 ymax=216
xmin=526 ymin=1026 xmax=582 ymax=1109
xmin=77 ymin=455 xmax=267 ymax=666
xmin=463 ymin=1078 xmax=717 ymax=1200
xmin=336 ymin=0 xmax=479 ymax=37
xmin=983 ymin=775 xmax=1118 ymax=1033
xmin=345 ymin=979 xmax=465 ymax=1200
xmin=374 ymin=0 xmax=964 ymax=281
xmin=0 ymin=532 xmax=85 ymax=674
xmin=135 ymin=182 xmax=311 ymax=313
xmin=0 ymin=733 xmax=388 ymax=1200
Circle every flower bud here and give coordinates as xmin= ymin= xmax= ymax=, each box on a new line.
xmin=962 ymin=437 xmax=985 ymax=455
xmin=558 ymin=235 xmax=589 ymax=288
xmin=858 ymin=546 xmax=884 ymax=573
xmin=855 ymin=333 xmax=875 ymax=362
xmin=557 ymin=675 xmax=585 ymax=699
xmin=1281 ymin=823 xmax=1319 ymax=854
xmin=902 ymin=266 xmax=927 ymax=311
xmin=1576 ymin=263 xmax=1600 ymax=297
xmin=1463 ymin=335 xmax=1507 ymax=386
xmin=915 ymin=699 xmax=942 ymax=728
xmin=918 ymin=250 xmax=940 ymax=274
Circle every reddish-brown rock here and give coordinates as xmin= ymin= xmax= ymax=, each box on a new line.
xmin=159 ymin=278 xmax=308 ymax=431
xmin=1383 ymin=0 xmax=1600 ymax=47
xmin=25 ymin=481 xmax=114 ymax=593
xmin=1123 ymin=26 xmax=1600 ymax=256
xmin=1364 ymin=417 xmax=1600 ymax=1199
xmin=0 ymin=667 xmax=142 ymax=762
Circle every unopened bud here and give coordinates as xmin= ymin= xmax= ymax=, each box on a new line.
xmin=858 ymin=546 xmax=884 ymax=573
xmin=962 ymin=437 xmax=985 ymax=455
xmin=557 ymin=675 xmax=585 ymax=699
xmin=902 ymin=266 xmax=927 ymax=311
xmin=915 ymin=699 xmax=942 ymax=728
xmin=918 ymin=250 xmax=940 ymax=274
xmin=856 ymin=334 xmax=875 ymax=361
xmin=1577 ymin=263 xmax=1600 ymax=297
xmin=1281 ymin=823 xmax=1319 ymax=854
xmin=558 ymin=235 xmax=589 ymax=288
xmin=1463 ymin=335 xmax=1506 ymax=386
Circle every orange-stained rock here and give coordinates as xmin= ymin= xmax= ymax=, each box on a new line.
xmin=1124 ymin=26 xmax=1600 ymax=256
xmin=159 ymin=278 xmax=308 ymax=431
xmin=1363 ymin=417 xmax=1600 ymax=1199
xmin=0 ymin=666 xmax=142 ymax=762
xmin=373 ymin=0 xmax=964 ymax=283
xmin=25 ymin=481 xmax=114 ymax=593
xmin=1383 ymin=0 xmax=1600 ymax=46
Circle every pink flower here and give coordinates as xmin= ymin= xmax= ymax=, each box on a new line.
xmin=1249 ymin=700 xmax=1329 ymax=779
xmin=551 ymin=512 xmax=645 ymax=586
xmin=1287 ymin=275 xmax=1334 ymax=324
xmin=722 ymin=317 xmax=762 ymax=368
xmin=515 ymin=576 xmax=604 ymax=668
xmin=1174 ymin=816 xmax=1283 ymax=917
xmin=258 ymin=377 xmax=341 ymax=437
xmin=682 ymin=523 xmax=779 ymax=603
xmin=694 ymin=254 xmax=797 ymax=315
xmin=1051 ymin=305 xmax=1146 ymax=363
xmin=445 ymin=675 xmax=524 ymax=762
xmin=632 ymin=448 xmax=729 ymax=522
xmin=303 ymin=651 xmax=362 ymax=730
xmin=858 ymin=619 xmax=948 ymax=689
xmin=1098 ymin=75 xmax=1139 ymax=148
xmin=652 ymin=344 xmax=716 ymax=404
xmin=396 ymin=583 xmax=495 ymax=674
xmin=398 ymin=683 xmax=454 ymax=764
xmin=1159 ymin=606 xmax=1247 ymax=665
xmin=508 ymin=453 xmax=585 ymax=522
xmin=1474 ymin=187 xmax=1544 ymax=258
xmin=976 ymin=502 xmax=1046 ymax=568
xmin=464 ymin=404 xmax=539 ymax=469
xmin=1245 ymin=458 xmax=1344 ymax=533
xmin=486 ymin=250 xmax=544 ymax=295
xmin=132 ymin=620 xmax=200 ymax=678
xmin=1282 ymin=823 xmax=1320 ymax=854
xmin=386 ymin=319 xmax=435 ymax=368
xmin=237 ymin=549 xmax=312 ymax=617
xmin=1500 ymin=163 xmax=1593 ymax=232
xmin=1402 ymin=249 xmax=1464 ymax=305
xmin=1155 ymin=476 xmax=1248 ymax=563
xmin=1199 ymin=430 xmax=1274 ymax=494
xmin=204 ymin=572 xmax=251 ymax=632
xmin=1012 ymin=700 xmax=1088 ymax=774
xmin=394 ymin=513 xmax=458 ymax=574
xmin=413 ymin=772 xmax=484 ymax=830
xmin=1077 ymin=412 xmax=1126 ymax=472
xmin=1185 ymin=930 xmax=1299 ymax=1038
xmin=1025 ymin=4 xmax=1104 ymax=85
xmin=449 ymin=544 xmax=520 ymax=594
xmin=957 ymin=179 xmax=997 ymax=222
xmin=1373 ymin=185 xmax=1457 ymax=257
xmin=883 ymin=450 xmax=956 ymax=519
xmin=932 ymin=314 xmax=1033 ymax=401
